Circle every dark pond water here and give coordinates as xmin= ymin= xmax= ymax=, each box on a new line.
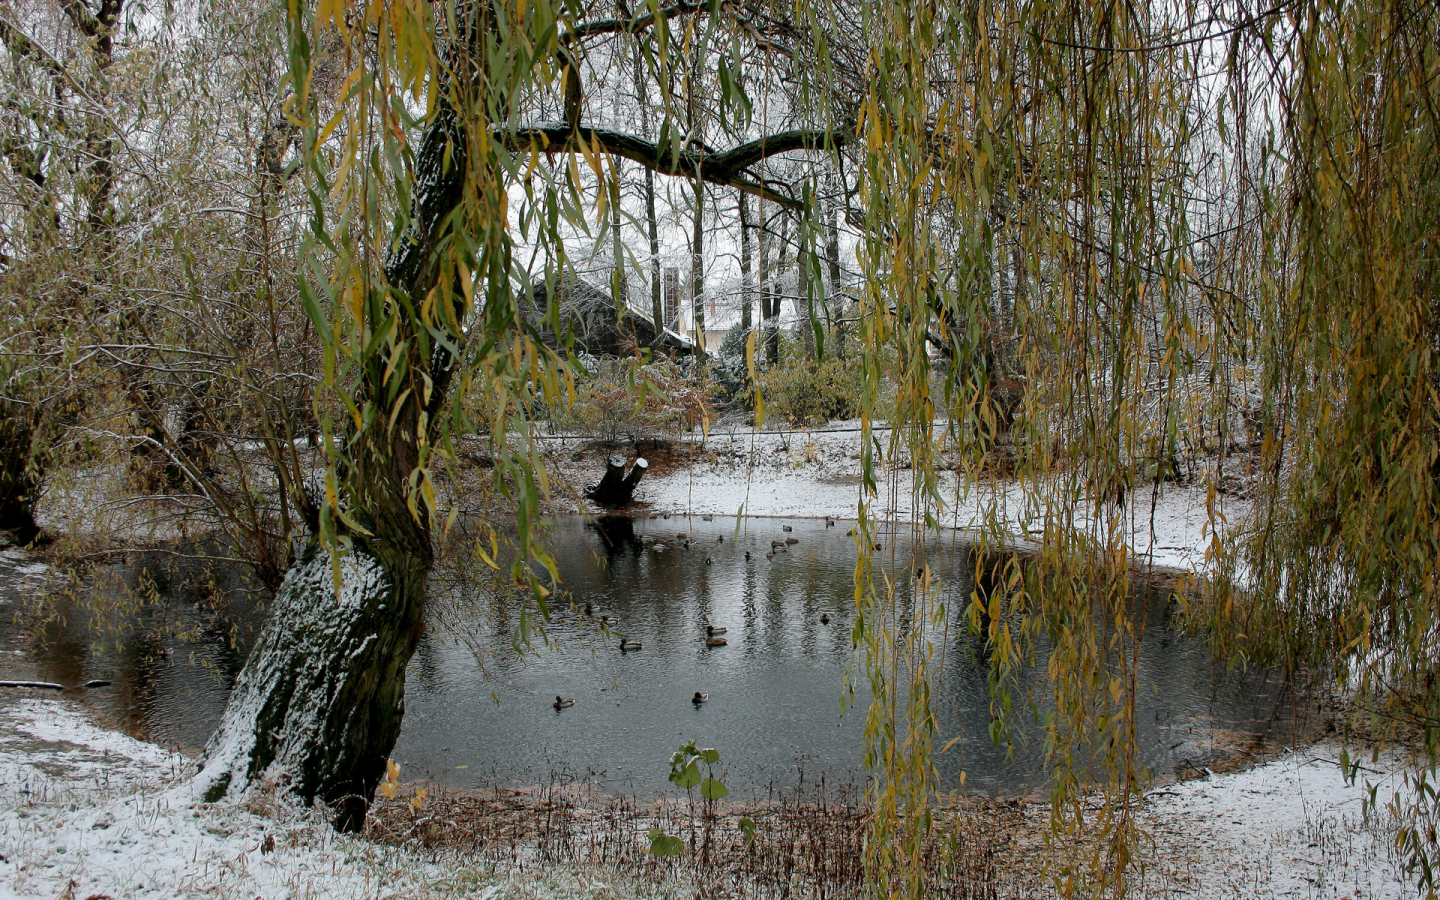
xmin=11 ymin=517 xmax=1300 ymax=799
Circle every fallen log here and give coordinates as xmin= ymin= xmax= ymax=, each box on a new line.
xmin=585 ymin=455 xmax=648 ymax=507
xmin=0 ymin=680 xmax=64 ymax=690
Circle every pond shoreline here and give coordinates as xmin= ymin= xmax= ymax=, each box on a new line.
xmin=0 ymin=435 xmax=1412 ymax=897
xmin=0 ymin=683 xmax=1410 ymax=899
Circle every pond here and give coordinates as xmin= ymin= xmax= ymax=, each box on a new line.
xmin=14 ymin=516 xmax=1299 ymax=800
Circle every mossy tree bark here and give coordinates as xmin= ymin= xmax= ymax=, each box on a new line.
xmin=195 ymin=107 xmax=463 ymax=828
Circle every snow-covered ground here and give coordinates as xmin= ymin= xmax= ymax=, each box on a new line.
xmin=2 ymin=424 xmax=1413 ymax=898
xmin=0 ymin=694 xmax=1413 ymax=899
xmin=0 ymin=697 xmax=681 ymax=900
xmin=546 ymin=422 xmax=1237 ymax=575
xmin=1132 ymin=748 xmax=1412 ymax=898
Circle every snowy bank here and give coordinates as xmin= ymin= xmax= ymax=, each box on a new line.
xmin=1132 ymin=746 xmax=1411 ymax=898
xmin=0 ymin=694 xmax=1413 ymax=899
xmin=0 ymin=697 xmax=667 ymax=900
xmin=545 ymin=423 xmax=1239 ymax=576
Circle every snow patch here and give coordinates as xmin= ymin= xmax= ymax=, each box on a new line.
xmin=550 ymin=424 xmax=1237 ymax=576
xmin=1135 ymin=746 xmax=1410 ymax=898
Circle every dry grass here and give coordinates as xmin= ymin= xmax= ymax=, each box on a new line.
xmin=367 ymin=774 xmax=1019 ymax=900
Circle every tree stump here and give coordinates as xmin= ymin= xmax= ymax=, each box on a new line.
xmin=585 ymin=455 xmax=648 ymax=507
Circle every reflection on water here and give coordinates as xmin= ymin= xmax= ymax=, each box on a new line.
xmin=20 ymin=547 xmax=265 ymax=752
xmin=394 ymin=514 xmax=1298 ymax=798
xmin=19 ymin=518 xmax=1300 ymax=798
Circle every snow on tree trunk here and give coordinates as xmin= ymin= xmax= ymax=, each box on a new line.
xmin=193 ymin=544 xmax=427 ymax=829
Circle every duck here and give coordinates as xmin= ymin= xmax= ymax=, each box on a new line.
xmin=745 ymin=551 xmax=752 ymax=560
xmin=716 ymin=535 xmax=724 ymax=543
xmin=705 ymin=557 xmax=713 ymax=565
xmin=825 ymin=516 xmax=835 ymax=527
xmin=692 ymin=692 xmax=709 ymax=704
xmin=553 ymin=696 xmax=574 ymax=709
xmin=765 ymin=551 xmax=775 ymax=560
xmin=583 ymin=602 xmax=595 ymax=616
xmin=702 ymin=515 xmax=713 ymax=521
xmin=785 ymin=537 xmax=798 ymax=545
xmin=705 ymin=636 xmax=728 ymax=648
xmin=782 ymin=525 xmax=793 ymax=532
xmin=620 ymin=638 xmax=642 ymax=651
xmin=874 ymin=542 xmax=883 ymax=551
xmin=820 ymin=614 xmax=831 ymax=624
xmin=706 ymin=625 xmax=727 ymax=636
xmin=771 ymin=539 xmax=787 ymax=549
xmin=677 ymin=532 xmax=688 ymax=539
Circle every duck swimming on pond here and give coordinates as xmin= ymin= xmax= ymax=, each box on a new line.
xmin=553 ymin=696 xmax=574 ymax=709
xmin=745 ymin=551 xmax=751 ymax=560
xmin=620 ymin=639 xmax=642 ymax=651
xmin=820 ymin=614 xmax=830 ymax=624
xmin=692 ymin=692 xmax=709 ymax=704
xmin=583 ymin=603 xmax=595 ymax=616
xmin=706 ymin=636 xmax=728 ymax=648
xmin=706 ymin=625 xmax=727 ymax=635
xmin=782 ymin=525 xmax=793 ymax=532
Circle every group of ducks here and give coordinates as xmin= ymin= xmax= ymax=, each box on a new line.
xmin=553 ymin=691 xmax=709 ymax=709
xmin=554 ymin=624 xmax=728 ymax=710
xmin=554 ymin=520 xmax=847 ymax=712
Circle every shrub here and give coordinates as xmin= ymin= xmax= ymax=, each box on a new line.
xmin=751 ymin=353 xmax=862 ymax=426
xmin=558 ymin=356 xmax=714 ymax=443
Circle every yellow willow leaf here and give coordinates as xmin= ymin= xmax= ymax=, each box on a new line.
xmin=330 ymin=134 xmax=357 ymax=201
xmin=458 ymin=259 xmax=474 ymax=311
xmin=316 ymin=0 xmax=341 ymax=31
xmin=594 ymin=177 xmax=609 ymax=226
xmin=317 ymin=106 xmax=348 ymax=148
xmin=388 ymin=387 xmax=413 ymax=437
xmin=346 ymin=282 xmax=364 ymax=331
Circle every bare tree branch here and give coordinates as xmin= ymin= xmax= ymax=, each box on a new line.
xmin=501 ymin=123 xmax=849 ymax=210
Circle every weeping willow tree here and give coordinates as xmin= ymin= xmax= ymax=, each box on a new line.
xmin=1213 ymin=0 xmax=1440 ymax=889
xmin=844 ymin=0 xmax=1440 ymax=895
xmin=192 ymin=0 xmax=1440 ymax=892
xmin=195 ymin=0 xmax=836 ymax=829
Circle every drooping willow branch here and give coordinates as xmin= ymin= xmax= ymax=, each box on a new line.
xmin=500 ymin=123 xmax=850 ymax=210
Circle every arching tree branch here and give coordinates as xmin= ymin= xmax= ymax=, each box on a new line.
xmin=501 ymin=123 xmax=849 ymax=211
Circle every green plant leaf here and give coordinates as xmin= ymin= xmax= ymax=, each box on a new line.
xmin=701 ymin=776 xmax=728 ymax=801
xmin=670 ymin=759 xmax=701 ymax=789
xmin=648 ymin=827 xmax=685 ymax=857
xmin=738 ymin=815 xmax=757 ymax=848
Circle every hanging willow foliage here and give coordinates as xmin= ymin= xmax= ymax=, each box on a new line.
xmin=1210 ymin=0 xmax=1440 ymax=890
xmin=279 ymin=0 xmax=1439 ymax=892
